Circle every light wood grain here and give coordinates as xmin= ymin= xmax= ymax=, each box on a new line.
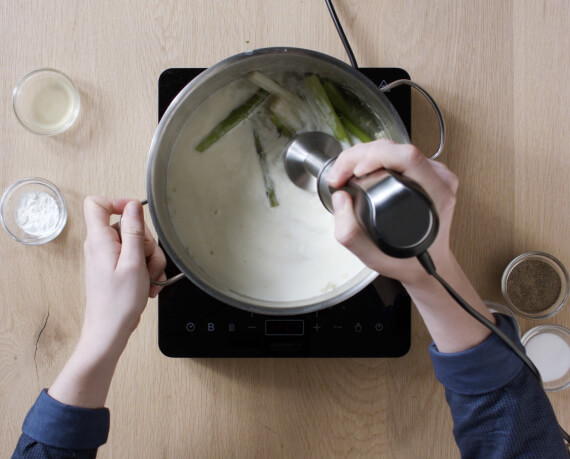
xmin=1 ymin=1 xmax=568 ymax=457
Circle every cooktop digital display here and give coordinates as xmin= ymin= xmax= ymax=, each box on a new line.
xmin=157 ymin=67 xmax=412 ymax=358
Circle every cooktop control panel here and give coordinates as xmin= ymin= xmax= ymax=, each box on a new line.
xmin=157 ymin=67 xmax=412 ymax=358
xmin=159 ymin=268 xmax=411 ymax=358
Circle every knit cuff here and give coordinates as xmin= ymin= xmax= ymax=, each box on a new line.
xmin=429 ymin=313 xmax=525 ymax=395
xmin=22 ymin=389 xmax=110 ymax=449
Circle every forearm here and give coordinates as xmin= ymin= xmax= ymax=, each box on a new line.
xmin=403 ymin=251 xmax=496 ymax=353
xmin=48 ymin=331 xmax=128 ymax=409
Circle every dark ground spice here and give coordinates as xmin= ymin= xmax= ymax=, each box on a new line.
xmin=506 ymin=259 xmax=562 ymax=313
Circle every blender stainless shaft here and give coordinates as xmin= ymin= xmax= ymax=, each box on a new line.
xmin=284 ymin=132 xmax=439 ymax=258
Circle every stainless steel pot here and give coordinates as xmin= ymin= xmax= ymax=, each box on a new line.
xmin=146 ymin=47 xmax=444 ymax=315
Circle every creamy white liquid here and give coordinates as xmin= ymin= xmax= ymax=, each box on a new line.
xmin=167 ymin=78 xmax=367 ymax=303
xmin=14 ymin=72 xmax=78 ymax=133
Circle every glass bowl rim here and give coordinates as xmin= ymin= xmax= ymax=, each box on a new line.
xmin=521 ymin=324 xmax=570 ymax=392
xmin=12 ymin=67 xmax=81 ymax=136
xmin=0 ymin=177 xmax=68 ymax=245
xmin=501 ymin=251 xmax=569 ymax=320
xmin=484 ymin=300 xmax=521 ymax=338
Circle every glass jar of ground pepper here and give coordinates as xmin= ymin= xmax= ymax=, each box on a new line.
xmin=501 ymin=252 xmax=569 ymax=320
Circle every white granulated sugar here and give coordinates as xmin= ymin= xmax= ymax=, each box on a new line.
xmin=15 ymin=191 xmax=60 ymax=238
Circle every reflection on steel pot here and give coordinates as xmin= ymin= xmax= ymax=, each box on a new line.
xmin=146 ymin=47 xmax=445 ymax=315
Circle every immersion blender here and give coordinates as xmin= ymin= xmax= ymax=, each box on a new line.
xmin=283 ymin=132 xmax=439 ymax=258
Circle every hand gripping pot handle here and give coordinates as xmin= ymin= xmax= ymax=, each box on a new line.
xmin=118 ymin=199 xmax=185 ymax=287
xmin=380 ymin=79 xmax=446 ymax=160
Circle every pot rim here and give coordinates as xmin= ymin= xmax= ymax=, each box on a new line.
xmin=146 ymin=47 xmax=415 ymax=315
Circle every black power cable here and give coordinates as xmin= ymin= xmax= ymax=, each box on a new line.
xmin=324 ymin=0 xmax=358 ymax=69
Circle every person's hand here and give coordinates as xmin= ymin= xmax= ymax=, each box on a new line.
xmin=82 ymin=197 xmax=167 ymax=352
xmin=327 ymin=140 xmax=497 ymax=353
xmin=326 ymin=139 xmax=458 ymax=287
xmin=48 ymin=197 xmax=167 ymax=409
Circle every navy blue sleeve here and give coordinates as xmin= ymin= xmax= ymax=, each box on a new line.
xmin=430 ymin=314 xmax=568 ymax=458
xmin=12 ymin=389 xmax=109 ymax=458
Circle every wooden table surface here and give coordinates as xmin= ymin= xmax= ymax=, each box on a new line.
xmin=1 ymin=1 xmax=569 ymax=457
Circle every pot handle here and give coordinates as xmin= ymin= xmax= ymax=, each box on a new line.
xmin=379 ymin=79 xmax=445 ymax=160
xmin=119 ymin=199 xmax=186 ymax=287
xmin=151 ymin=272 xmax=186 ymax=287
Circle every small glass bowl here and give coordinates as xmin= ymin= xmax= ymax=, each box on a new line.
xmin=501 ymin=252 xmax=569 ymax=320
xmin=13 ymin=68 xmax=80 ymax=135
xmin=0 ymin=178 xmax=67 ymax=245
xmin=485 ymin=301 xmax=521 ymax=338
xmin=521 ymin=325 xmax=570 ymax=392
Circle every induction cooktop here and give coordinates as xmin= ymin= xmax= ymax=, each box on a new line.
xmin=157 ymin=67 xmax=412 ymax=358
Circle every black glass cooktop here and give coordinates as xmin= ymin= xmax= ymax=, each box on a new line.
xmin=158 ymin=67 xmax=412 ymax=358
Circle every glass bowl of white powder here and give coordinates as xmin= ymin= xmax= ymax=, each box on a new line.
xmin=0 ymin=178 xmax=67 ymax=245
xmin=521 ymin=325 xmax=570 ymax=392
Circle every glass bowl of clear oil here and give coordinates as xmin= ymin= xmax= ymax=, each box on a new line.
xmin=12 ymin=68 xmax=80 ymax=135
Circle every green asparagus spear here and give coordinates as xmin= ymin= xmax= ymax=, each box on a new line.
xmin=269 ymin=98 xmax=303 ymax=133
xmin=253 ymin=130 xmax=279 ymax=208
xmin=323 ymin=80 xmax=374 ymax=142
xmin=305 ymin=74 xmax=350 ymax=144
xmin=249 ymin=71 xmax=304 ymax=106
xmin=269 ymin=112 xmax=293 ymax=138
xmin=196 ymin=89 xmax=269 ymax=152
xmin=341 ymin=117 xmax=372 ymax=143
xmin=248 ymin=72 xmax=309 ymax=134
